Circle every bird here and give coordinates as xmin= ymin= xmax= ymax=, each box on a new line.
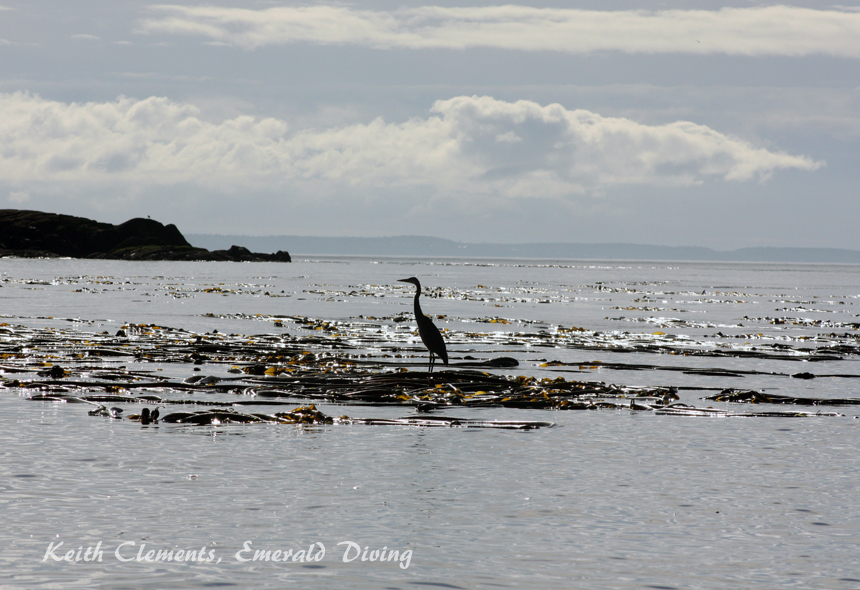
xmin=398 ymin=277 xmax=448 ymax=373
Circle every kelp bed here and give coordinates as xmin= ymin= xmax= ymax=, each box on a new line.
xmin=1 ymin=319 xmax=854 ymax=427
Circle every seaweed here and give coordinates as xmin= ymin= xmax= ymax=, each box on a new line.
xmin=704 ymin=388 xmax=860 ymax=406
xmin=156 ymin=405 xmax=554 ymax=429
xmin=0 ymin=319 xmax=853 ymax=424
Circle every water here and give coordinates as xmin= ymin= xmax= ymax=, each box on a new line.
xmin=2 ymin=257 xmax=860 ymax=589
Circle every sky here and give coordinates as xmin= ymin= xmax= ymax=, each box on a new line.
xmin=1 ymin=1 xmax=859 ymax=249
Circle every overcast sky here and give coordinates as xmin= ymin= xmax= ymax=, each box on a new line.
xmin=1 ymin=1 xmax=859 ymax=249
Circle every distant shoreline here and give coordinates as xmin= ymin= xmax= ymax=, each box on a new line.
xmin=188 ymin=234 xmax=860 ymax=264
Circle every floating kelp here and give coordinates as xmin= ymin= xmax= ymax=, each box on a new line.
xmin=12 ymin=365 xmax=654 ymax=410
xmin=537 ymin=359 xmax=860 ymax=379
xmin=239 ymin=370 xmax=674 ymax=410
xmin=0 ymin=318 xmax=854 ymax=422
xmin=20 ymin=370 xmax=847 ymax=421
xmin=344 ymin=416 xmax=554 ymax=429
xmin=156 ymin=405 xmax=553 ymax=429
xmin=704 ymin=389 xmax=860 ymax=406
xmin=652 ymin=403 xmax=842 ymax=418
xmin=159 ymin=407 xmax=333 ymax=425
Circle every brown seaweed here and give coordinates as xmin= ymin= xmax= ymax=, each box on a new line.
xmin=157 ymin=405 xmax=554 ymax=429
xmin=704 ymin=388 xmax=860 ymax=406
xmin=1 ymin=319 xmax=853 ymax=422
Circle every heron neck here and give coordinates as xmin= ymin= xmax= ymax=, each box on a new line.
xmin=413 ymin=290 xmax=424 ymax=318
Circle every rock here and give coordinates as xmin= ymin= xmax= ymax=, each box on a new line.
xmin=206 ymin=245 xmax=292 ymax=263
xmin=0 ymin=209 xmax=290 ymax=262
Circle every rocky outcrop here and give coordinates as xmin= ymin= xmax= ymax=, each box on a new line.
xmin=0 ymin=210 xmax=290 ymax=262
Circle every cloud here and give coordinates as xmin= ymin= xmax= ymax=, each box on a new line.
xmin=140 ymin=4 xmax=860 ymax=57
xmin=0 ymin=92 xmax=821 ymax=200
xmin=9 ymin=190 xmax=29 ymax=204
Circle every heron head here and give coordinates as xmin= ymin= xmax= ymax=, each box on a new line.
xmin=397 ymin=277 xmax=421 ymax=289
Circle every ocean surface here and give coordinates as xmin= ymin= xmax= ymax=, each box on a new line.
xmin=1 ymin=256 xmax=859 ymax=590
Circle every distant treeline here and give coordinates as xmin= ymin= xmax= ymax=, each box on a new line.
xmin=187 ymin=234 xmax=860 ymax=264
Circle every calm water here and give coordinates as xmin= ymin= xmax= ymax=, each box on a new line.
xmin=2 ymin=257 xmax=860 ymax=589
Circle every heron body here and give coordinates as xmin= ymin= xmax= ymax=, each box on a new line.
xmin=398 ymin=277 xmax=448 ymax=372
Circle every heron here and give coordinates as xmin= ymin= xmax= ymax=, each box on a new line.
xmin=398 ymin=277 xmax=448 ymax=373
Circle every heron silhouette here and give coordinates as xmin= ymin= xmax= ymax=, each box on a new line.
xmin=398 ymin=277 xmax=448 ymax=373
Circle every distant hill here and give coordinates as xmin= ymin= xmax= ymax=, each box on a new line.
xmin=0 ymin=210 xmax=291 ymax=262
xmin=187 ymin=234 xmax=860 ymax=264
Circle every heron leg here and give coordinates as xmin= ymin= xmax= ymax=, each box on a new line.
xmin=429 ymin=352 xmax=434 ymax=373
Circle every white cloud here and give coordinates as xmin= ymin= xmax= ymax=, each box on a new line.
xmin=140 ymin=4 xmax=860 ymax=57
xmin=0 ymin=92 xmax=821 ymax=200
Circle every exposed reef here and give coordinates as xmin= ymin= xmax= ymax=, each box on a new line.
xmin=0 ymin=210 xmax=290 ymax=262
